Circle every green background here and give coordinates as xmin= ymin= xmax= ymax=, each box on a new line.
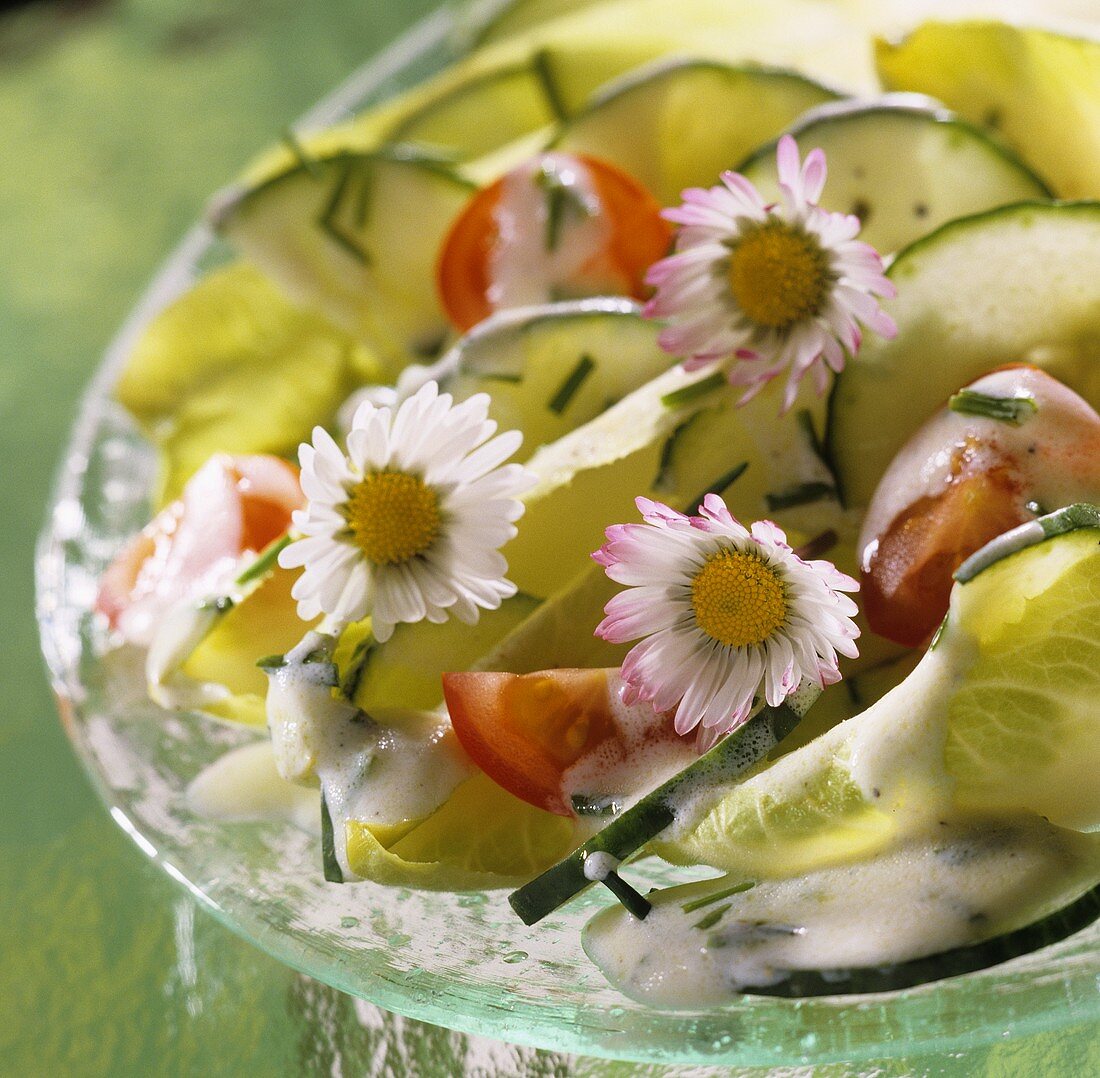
xmin=1 ymin=0 xmax=1097 ymax=1073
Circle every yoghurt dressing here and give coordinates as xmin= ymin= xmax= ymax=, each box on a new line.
xmin=584 ymin=814 xmax=1100 ymax=1007
xmin=263 ymin=631 xmax=473 ymax=876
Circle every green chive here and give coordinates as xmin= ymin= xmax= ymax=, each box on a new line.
xmin=548 ymin=354 xmax=595 ymax=414
xmin=652 ymin=418 xmax=696 ymax=492
xmin=536 ymin=163 xmax=592 ymax=252
xmin=602 ymin=871 xmax=652 ymax=921
xmin=317 ymin=157 xmax=370 ymax=264
xmin=571 ymin=794 xmax=623 ymax=818
xmin=660 ymin=371 xmax=726 ymax=409
xmin=693 ymin=903 xmax=732 ymax=931
xmin=256 ymin=654 xmax=287 ymax=671
xmin=949 ymin=389 xmax=1038 ymax=425
xmin=681 ymin=880 xmax=755 ymax=914
xmin=321 ymin=793 xmax=345 ymax=884
xmin=235 ymin=534 xmax=292 ymax=586
xmin=531 ymin=48 xmax=569 ymax=122
xmin=765 ymin=481 xmax=836 ymax=511
xmin=682 ymin=461 xmax=749 ymax=515
xmin=198 ymin=596 xmax=235 ymax=614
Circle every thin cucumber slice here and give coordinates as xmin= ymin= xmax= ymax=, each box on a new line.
xmin=744 ymin=880 xmax=1100 ymax=997
xmin=428 ymin=299 xmax=675 ymax=459
xmin=386 ymin=59 xmax=562 ymax=161
xmin=736 ymin=94 xmax=1051 ymax=254
xmin=552 ymin=59 xmax=839 ymax=204
xmin=508 ymin=685 xmax=818 ymax=925
xmin=459 ymin=0 xmax=608 ymax=47
xmin=210 ymin=148 xmax=476 ymax=374
xmin=504 ymin=364 xmax=836 ymax=599
xmin=827 ymin=202 xmax=1100 ymax=509
xmin=875 ymin=20 xmax=1100 ymax=199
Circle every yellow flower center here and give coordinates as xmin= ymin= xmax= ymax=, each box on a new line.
xmin=727 ymin=223 xmax=828 ymax=329
xmin=344 ymin=471 xmax=441 ymax=565
xmin=690 ymin=548 xmax=788 ymax=648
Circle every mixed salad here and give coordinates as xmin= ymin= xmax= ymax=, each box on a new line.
xmin=96 ymin=0 xmax=1100 ymax=1005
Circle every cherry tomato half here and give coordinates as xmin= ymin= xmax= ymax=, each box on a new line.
xmin=436 ymin=153 xmax=672 ymax=333
xmin=442 ymin=667 xmax=687 ymax=817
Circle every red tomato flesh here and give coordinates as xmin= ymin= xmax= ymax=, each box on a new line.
xmin=436 ymin=153 xmax=672 ymax=333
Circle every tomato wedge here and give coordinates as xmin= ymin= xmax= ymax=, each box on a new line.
xmin=442 ymin=667 xmax=690 ymax=817
xmin=97 ymin=453 xmax=303 ymax=644
xmin=859 ymin=366 xmax=1100 ymax=647
xmin=436 ymin=152 xmax=672 ymax=333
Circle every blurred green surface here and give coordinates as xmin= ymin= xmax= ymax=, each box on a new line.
xmin=1 ymin=0 xmax=1098 ymax=1073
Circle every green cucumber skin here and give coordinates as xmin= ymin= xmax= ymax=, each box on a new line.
xmin=824 ymin=200 xmax=1100 ymax=508
xmin=508 ymin=696 xmax=808 ymax=926
xmin=735 ymin=94 xmax=1052 ymax=199
xmin=741 ymin=880 xmax=1100 ymax=998
xmin=954 ymin=503 xmax=1100 ymax=584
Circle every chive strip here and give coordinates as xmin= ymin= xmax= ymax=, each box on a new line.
xmin=235 ymin=534 xmax=292 ymax=586
xmin=197 ymin=596 xmax=235 ymax=614
xmin=508 ymin=690 xmax=814 ymax=926
xmin=317 ymin=157 xmax=371 ymax=264
xmin=660 ymin=371 xmax=727 ymax=409
xmin=681 ymin=880 xmax=755 ymax=914
xmin=682 ymin=461 xmax=749 ymax=515
xmin=256 ymin=654 xmax=288 ymax=670
xmin=339 ymin=632 xmax=375 ymax=699
xmin=602 ymin=871 xmax=652 ymax=921
xmin=571 ymin=794 xmax=623 ymax=818
xmin=474 ymin=371 xmax=524 ymax=385
xmin=652 ymin=417 xmax=696 ymax=492
xmin=949 ymin=389 xmax=1037 ymax=425
xmin=320 ymin=794 xmax=345 ymax=884
xmin=765 ymin=481 xmax=836 ymax=511
xmin=796 ymin=409 xmax=825 ymax=462
xmin=536 ymin=164 xmax=592 ymax=252
xmin=548 ymin=354 xmax=595 ymax=414
xmin=693 ymin=903 xmax=732 ymax=931
xmin=282 ymin=127 xmax=321 ymax=178
xmin=793 ymin=529 xmax=838 ymax=561
xmin=531 ymin=47 xmax=569 ymax=122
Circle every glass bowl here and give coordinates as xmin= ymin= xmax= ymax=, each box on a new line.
xmin=34 ymin=5 xmax=1100 ymax=1067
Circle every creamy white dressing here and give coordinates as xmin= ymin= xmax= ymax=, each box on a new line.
xmin=561 ymin=671 xmax=697 ymax=814
xmin=487 ymin=153 xmax=620 ymax=311
xmin=858 ymin=365 xmax=1100 ymax=562
xmin=585 ymin=815 xmax=1100 ymax=1006
xmin=261 ymin=632 xmax=472 ymax=876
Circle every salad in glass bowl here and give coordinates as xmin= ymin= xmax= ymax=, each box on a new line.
xmin=41 ymin=0 xmax=1100 ymax=1062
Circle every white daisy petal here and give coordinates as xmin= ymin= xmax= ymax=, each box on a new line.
xmin=595 ymin=494 xmax=860 ymax=743
xmin=277 ymin=380 xmax=529 ymax=636
xmin=646 ymin=135 xmax=893 ymax=412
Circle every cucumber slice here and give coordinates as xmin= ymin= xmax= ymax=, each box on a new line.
xmin=736 ymin=94 xmax=1051 ymax=255
xmin=509 ymin=684 xmax=818 ymax=925
xmin=875 ymin=20 xmax=1100 ymax=199
xmin=553 ymin=59 xmax=839 ymax=204
xmin=346 ymin=592 xmax=540 ymax=713
xmin=827 ymin=202 xmax=1100 ymax=510
xmin=504 ymin=366 xmax=837 ymax=599
xmin=210 ymin=148 xmax=476 ymax=374
xmin=430 ymin=299 xmax=674 ymax=459
xmin=744 ymin=880 xmax=1100 ymax=997
xmin=460 ymin=0 xmax=609 ymax=47
xmin=386 ymin=60 xmax=562 ymax=160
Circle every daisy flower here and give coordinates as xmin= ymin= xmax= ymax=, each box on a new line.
xmin=645 ymin=134 xmax=897 ymax=412
xmin=593 ymin=494 xmax=860 ymax=748
xmin=279 ymin=381 xmax=533 ymax=642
